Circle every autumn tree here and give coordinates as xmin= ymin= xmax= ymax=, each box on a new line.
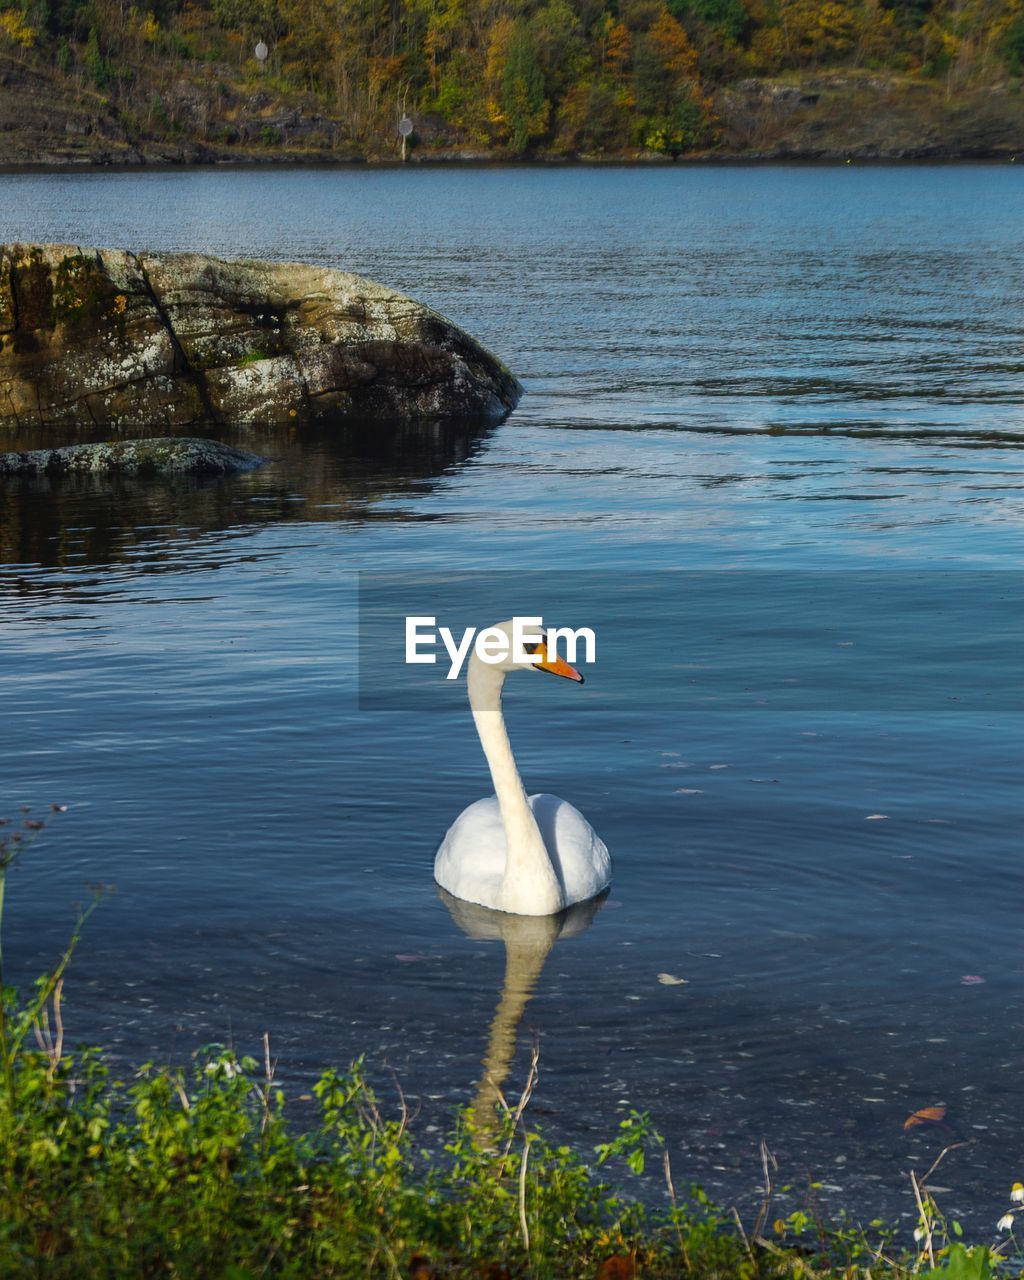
xmin=632 ymin=6 xmax=712 ymax=150
xmin=486 ymin=16 xmax=549 ymax=151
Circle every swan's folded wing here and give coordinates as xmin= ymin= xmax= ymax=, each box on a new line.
xmin=434 ymin=796 xmax=509 ymax=910
xmin=528 ymin=793 xmax=612 ymax=905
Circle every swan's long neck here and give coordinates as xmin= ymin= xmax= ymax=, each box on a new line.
xmin=467 ymin=659 xmax=564 ymax=915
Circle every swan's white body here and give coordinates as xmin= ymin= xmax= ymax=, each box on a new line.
xmin=435 ymin=792 xmax=611 ymax=914
xmin=434 ymin=621 xmax=612 ymax=916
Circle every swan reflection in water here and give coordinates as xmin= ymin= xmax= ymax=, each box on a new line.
xmin=439 ymin=887 xmax=608 ymax=1136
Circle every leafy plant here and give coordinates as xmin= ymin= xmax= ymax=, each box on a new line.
xmin=0 ymin=811 xmax=1018 ymax=1278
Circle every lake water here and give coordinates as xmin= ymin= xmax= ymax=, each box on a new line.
xmin=1 ymin=166 xmax=1022 ymax=1231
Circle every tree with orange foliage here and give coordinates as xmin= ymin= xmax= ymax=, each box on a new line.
xmin=632 ymin=6 xmax=713 ymax=152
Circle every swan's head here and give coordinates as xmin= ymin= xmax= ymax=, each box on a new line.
xmin=477 ymin=618 xmax=585 ymax=683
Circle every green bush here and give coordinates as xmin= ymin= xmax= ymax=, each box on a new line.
xmin=0 ymin=811 xmax=1018 ymax=1278
xmin=84 ymin=25 xmax=106 ymax=87
xmin=1004 ymin=14 xmax=1024 ymax=76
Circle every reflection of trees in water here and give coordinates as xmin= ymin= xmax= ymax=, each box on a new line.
xmin=439 ymin=889 xmax=606 ymax=1141
xmin=0 ymin=422 xmax=489 ymax=579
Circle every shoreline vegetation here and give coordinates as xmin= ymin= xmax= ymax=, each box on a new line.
xmin=3 ymin=149 xmax=1024 ymax=170
xmin=1 ymin=0 xmax=1023 ymax=168
xmin=2 ymin=813 xmax=1022 ymax=1278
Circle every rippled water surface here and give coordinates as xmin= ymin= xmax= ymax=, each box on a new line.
xmin=1 ymin=167 xmax=1022 ymax=1228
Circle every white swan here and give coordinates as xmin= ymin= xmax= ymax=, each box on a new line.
xmin=434 ymin=619 xmax=611 ymax=916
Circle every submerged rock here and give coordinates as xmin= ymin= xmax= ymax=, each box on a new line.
xmin=0 ymin=244 xmax=522 ymax=429
xmin=0 ymin=437 xmax=264 ymax=476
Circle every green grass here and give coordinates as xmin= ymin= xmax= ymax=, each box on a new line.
xmin=236 ymin=348 xmax=273 ymax=367
xmin=0 ymin=811 xmax=1019 ymax=1279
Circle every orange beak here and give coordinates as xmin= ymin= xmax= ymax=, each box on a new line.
xmin=533 ymin=644 xmax=585 ymax=684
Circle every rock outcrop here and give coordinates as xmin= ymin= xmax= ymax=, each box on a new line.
xmin=714 ymin=72 xmax=1024 ymax=160
xmin=0 ymin=244 xmax=522 ymax=429
xmin=0 ymin=437 xmax=263 ymax=477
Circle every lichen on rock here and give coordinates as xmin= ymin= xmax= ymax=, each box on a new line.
xmin=0 ymin=437 xmax=264 ymax=477
xmin=0 ymin=244 xmax=523 ymax=430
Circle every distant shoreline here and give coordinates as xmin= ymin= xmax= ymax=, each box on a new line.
xmin=4 ymin=53 xmax=1021 ymax=175
xmin=1 ymin=152 xmax=1019 ymax=175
